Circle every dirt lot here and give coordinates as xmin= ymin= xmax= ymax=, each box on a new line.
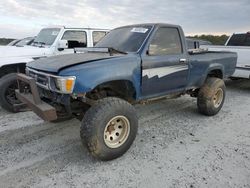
xmin=0 ymin=79 xmax=249 ymax=188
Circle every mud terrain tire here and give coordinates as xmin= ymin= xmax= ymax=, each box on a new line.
xmin=197 ymin=77 xmax=226 ymax=116
xmin=80 ymin=97 xmax=138 ymax=161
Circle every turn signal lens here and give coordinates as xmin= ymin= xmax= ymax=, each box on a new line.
xmin=66 ymin=79 xmax=74 ymax=92
xmin=54 ymin=76 xmax=76 ymax=94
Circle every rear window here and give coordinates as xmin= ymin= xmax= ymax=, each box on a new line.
xmin=227 ymin=33 xmax=250 ymax=46
xmin=93 ymin=31 xmax=107 ymax=46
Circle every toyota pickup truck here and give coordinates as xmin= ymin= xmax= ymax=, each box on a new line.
xmin=16 ymin=23 xmax=237 ymax=161
xmin=0 ymin=26 xmax=109 ymax=112
xmin=202 ymin=32 xmax=250 ymax=79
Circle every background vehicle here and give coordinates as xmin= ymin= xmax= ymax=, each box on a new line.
xmin=7 ymin=37 xmax=35 ymax=46
xmin=186 ymin=37 xmax=212 ymax=49
xmin=6 ymin=39 xmax=19 ymax=46
xmin=0 ymin=26 xmax=109 ymax=112
xmin=202 ymin=32 xmax=250 ymax=79
xmin=16 ymin=23 xmax=237 ymax=161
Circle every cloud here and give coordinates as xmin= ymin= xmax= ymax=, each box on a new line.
xmin=0 ymin=24 xmax=40 ymax=38
xmin=0 ymin=0 xmax=250 ymax=38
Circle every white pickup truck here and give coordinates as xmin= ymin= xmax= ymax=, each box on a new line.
xmin=202 ymin=32 xmax=250 ymax=79
xmin=0 ymin=26 xmax=109 ymax=112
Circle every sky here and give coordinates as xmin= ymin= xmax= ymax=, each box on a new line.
xmin=0 ymin=0 xmax=249 ymax=38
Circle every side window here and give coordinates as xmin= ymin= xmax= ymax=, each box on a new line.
xmin=149 ymin=27 xmax=182 ymax=56
xmin=93 ymin=31 xmax=107 ymax=46
xmin=62 ymin=31 xmax=87 ymax=48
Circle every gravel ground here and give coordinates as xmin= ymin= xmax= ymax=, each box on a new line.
xmin=0 ymin=79 xmax=249 ymax=188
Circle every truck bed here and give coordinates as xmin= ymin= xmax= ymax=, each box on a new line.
xmin=187 ymin=51 xmax=237 ymax=88
xmin=202 ymin=45 xmax=250 ymax=79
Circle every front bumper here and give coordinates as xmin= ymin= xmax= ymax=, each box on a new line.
xmin=15 ymin=73 xmax=58 ymax=121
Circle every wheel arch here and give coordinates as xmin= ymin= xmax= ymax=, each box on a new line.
xmin=198 ymin=66 xmax=224 ymax=87
xmin=86 ymin=79 xmax=137 ymax=102
xmin=0 ymin=63 xmax=26 ymax=78
xmin=207 ymin=69 xmax=223 ymax=79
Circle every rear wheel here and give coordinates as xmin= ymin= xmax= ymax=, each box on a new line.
xmin=80 ymin=97 xmax=138 ymax=161
xmin=197 ymin=77 xmax=225 ymax=116
xmin=0 ymin=73 xmax=22 ymax=112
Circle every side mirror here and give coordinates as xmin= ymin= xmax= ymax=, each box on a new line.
xmin=58 ymin=40 xmax=68 ymax=51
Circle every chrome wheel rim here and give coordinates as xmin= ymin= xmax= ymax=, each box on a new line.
xmin=104 ymin=115 xmax=130 ymax=148
xmin=213 ymin=88 xmax=223 ymax=108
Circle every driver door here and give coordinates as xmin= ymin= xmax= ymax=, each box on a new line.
xmin=141 ymin=27 xmax=189 ymax=97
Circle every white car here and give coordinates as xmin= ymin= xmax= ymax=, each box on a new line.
xmin=202 ymin=32 xmax=250 ymax=79
xmin=0 ymin=26 xmax=109 ymax=112
xmin=7 ymin=37 xmax=35 ymax=46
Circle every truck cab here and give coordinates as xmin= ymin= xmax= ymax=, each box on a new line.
xmin=225 ymin=32 xmax=250 ymax=78
xmin=43 ymin=26 xmax=109 ymax=55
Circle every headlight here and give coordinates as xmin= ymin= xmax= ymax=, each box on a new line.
xmin=54 ymin=76 xmax=76 ymax=94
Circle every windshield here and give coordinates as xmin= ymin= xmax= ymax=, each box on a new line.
xmin=95 ymin=25 xmax=152 ymax=52
xmin=32 ymin=28 xmax=60 ymax=47
xmin=227 ymin=33 xmax=250 ymax=46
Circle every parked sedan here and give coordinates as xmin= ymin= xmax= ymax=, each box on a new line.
xmin=7 ymin=37 xmax=35 ymax=46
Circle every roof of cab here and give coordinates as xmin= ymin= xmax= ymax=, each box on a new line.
xmin=43 ymin=25 xmax=109 ymax=31
xmin=115 ymin=23 xmax=181 ymax=30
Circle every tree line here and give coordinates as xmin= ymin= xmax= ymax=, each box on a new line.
xmin=0 ymin=38 xmax=15 ymax=45
xmin=187 ymin=35 xmax=229 ymax=45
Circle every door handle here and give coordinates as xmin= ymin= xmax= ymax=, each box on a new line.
xmin=180 ymin=59 xmax=187 ymax=63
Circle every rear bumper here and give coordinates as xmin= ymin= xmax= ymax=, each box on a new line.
xmin=15 ymin=73 xmax=57 ymax=121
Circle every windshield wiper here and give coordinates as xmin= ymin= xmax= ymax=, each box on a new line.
xmin=74 ymin=47 xmax=127 ymax=55
xmin=107 ymin=47 xmax=127 ymax=55
xmin=32 ymin=41 xmax=46 ymax=47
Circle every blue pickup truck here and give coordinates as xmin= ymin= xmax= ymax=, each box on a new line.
xmin=15 ymin=23 xmax=237 ymax=160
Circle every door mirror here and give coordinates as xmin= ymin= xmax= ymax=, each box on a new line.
xmin=58 ymin=40 xmax=68 ymax=51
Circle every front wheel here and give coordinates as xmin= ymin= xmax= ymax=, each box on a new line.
xmin=0 ymin=73 xmax=22 ymax=112
xmin=80 ymin=97 xmax=138 ymax=161
xmin=197 ymin=77 xmax=226 ymax=116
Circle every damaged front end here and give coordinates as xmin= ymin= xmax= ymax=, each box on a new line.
xmin=15 ymin=73 xmax=58 ymax=121
xmin=15 ymin=68 xmax=83 ymax=121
